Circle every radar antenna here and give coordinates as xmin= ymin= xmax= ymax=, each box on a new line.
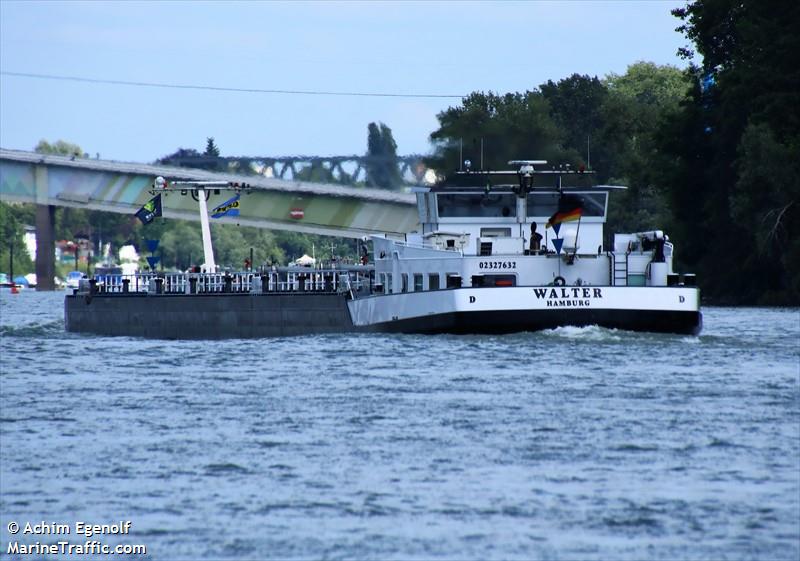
xmin=509 ymin=160 xmax=547 ymax=197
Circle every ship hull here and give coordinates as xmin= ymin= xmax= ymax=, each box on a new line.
xmin=357 ymin=308 xmax=702 ymax=335
xmin=65 ymin=292 xmax=354 ymax=339
xmin=348 ymin=285 xmax=702 ymax=336
xmin=65 ymin=285 xmax=701 ymax=339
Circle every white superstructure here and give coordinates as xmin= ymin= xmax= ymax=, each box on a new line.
xmin=347 ymin=161 xmax=702 ymax=335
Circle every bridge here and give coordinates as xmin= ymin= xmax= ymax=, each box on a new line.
xmin=159 ymin=153 xmax=433 ymax=184
xmin=0 ymin=148 xmax=419 ymax=290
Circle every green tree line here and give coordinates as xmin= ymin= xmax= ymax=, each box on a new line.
xmin=0 ymin=202 xmax=34 ymax=278
xmin=424 ymin=1 xmax=798 ymax=304
xmin=664 ymin=0 xmax=799 ymax=304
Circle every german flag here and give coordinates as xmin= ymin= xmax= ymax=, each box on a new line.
xmin=546 ymin=207 xmax=582 ymax=228
xmin=546 ymin=194 xmax=583 ymax=228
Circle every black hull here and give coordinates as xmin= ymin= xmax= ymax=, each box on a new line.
xmin=362 ymin=309 xmax=703 ymax=336
xmin=65 ymin=292 xmax=354 ymax=339
xmin=66 ymin=292 xmax=701 ymax=339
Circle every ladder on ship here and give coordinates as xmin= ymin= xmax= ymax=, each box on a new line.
xmin=612 ymin=252 xmax=628 ymax=286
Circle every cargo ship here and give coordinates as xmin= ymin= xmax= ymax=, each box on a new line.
xmin=65 ymin=160 xmax=702 ymax=338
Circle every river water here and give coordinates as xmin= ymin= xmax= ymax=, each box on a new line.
xmin=1 ymin=291 xmax=798 ymax=560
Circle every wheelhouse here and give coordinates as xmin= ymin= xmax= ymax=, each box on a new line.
xmin=371 ymin=161 xmax=621 ymax=294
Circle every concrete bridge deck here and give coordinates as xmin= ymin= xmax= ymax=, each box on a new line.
xmin=0 ymin=148 xmax=417 ymax=236
xmin=0 ymin=148 xmax=418 ymax=289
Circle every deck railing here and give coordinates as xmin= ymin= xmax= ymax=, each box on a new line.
xmin=79 ymin=268 xmax=373 ymax=296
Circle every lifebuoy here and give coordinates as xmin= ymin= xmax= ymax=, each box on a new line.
xmin=553 ymin=276 xmax=566 ymax=287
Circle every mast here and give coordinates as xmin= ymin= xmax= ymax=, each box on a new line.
xmin=587 ymin=135 xmax=591 ymax=169
xmin=196 ymin=189 xmax=216 ymax=272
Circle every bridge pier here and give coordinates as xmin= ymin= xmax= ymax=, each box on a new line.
xmin=35 ymin=204 xmax=56 ymax=291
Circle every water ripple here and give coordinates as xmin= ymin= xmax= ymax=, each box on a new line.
xmin=0 ymin=292 xmax=798 ymax=560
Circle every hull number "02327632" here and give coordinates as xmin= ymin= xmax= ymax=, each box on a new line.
xmin=479 ymin=261 xmax=516 ymax=270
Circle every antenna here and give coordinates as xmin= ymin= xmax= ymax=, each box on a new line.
xmin=480 ymin=138 xmax=484 ymax=170
xmin=587 ymin=135 xmax=591 ymax=169
xmin=459 ymin=139 xmax=463 ymax=171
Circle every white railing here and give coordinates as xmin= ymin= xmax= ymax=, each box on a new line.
xmin=82 ymin=269 xmax=372 ymax=296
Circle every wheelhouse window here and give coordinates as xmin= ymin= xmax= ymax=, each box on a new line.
xmin=413 ymin=274 xmax=423 ymax=292
xmin=526 ymin=192 xmax=559 ymax=218
xmin=428 ymin=274 xmax=440 ymax=290
xmin=437 ymin=193 xmax=517 ymax=218
xmin=579 ymin=193 xmax=607 ymax=217
xmin=480 ymin=227 xmax=511 ymax=237
xmin=401 ymin=274 xmax=408 ymax=293
xmin=526 ymin=192 xmax=607 ymax=218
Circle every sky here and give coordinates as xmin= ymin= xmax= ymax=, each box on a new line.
xmin=0 ymin=1 xmax=690 ymax=163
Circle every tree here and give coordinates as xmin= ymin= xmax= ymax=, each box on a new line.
xmin=540 ymin=74 xmax=607 ymax=173
xmin=428 ymin=91 xmax=568 ymax=173
xmin=155 ymin=147 xmax=201 ymax=165
xmin=596 ymin=63 xmax=692 ymax=236
xmin=211 ymin=223 xmax=249 ymax=269
xmin=732 ymin=122 xmax=800 ymax=302
xmin=0 ymin=202 xmax=34 ymax=276
xmin=156 ymin=142 xmax=224 ymax=172
xmin=35 ymin=139 xmax=86 ymax=157
xmin=605 ymin=62 xmax=687 ymax=110
xmin=663 ymin=0 xmax=800 ymax=303
xmin=158 ymin=220 xmax=204 ymax=271
xmin=204 ymin=137 xmax=221 ymax=157
xmin=365 ymin=122 xmax=403 ymax=189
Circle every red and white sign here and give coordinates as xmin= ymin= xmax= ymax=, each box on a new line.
xmin=289 ymin=208 xmax=304 ymax=219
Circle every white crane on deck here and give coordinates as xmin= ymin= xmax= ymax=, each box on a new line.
xmin=152 ymin=176 xmax=252 ymax=273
